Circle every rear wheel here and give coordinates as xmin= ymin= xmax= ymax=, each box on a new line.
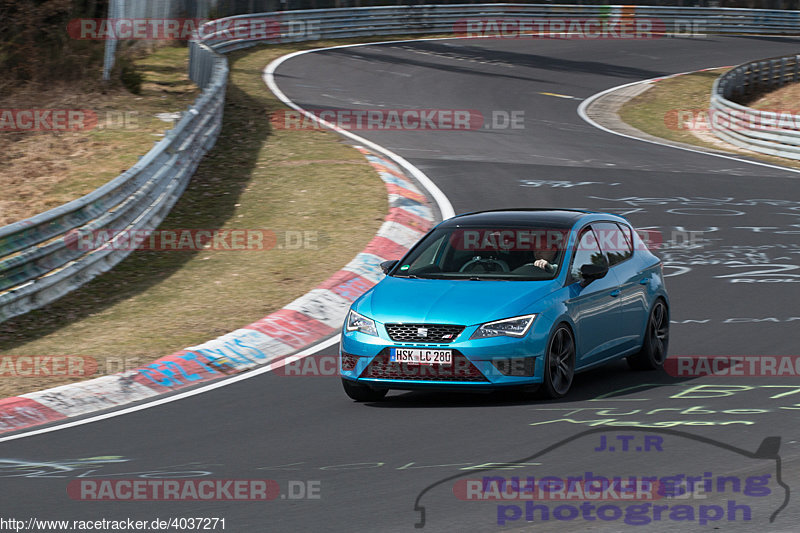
xmin=540 ymin=325 xmax=575 ymax=399
xmin=342 ymin=378 xmax=388 ymax=402
xmin=628 ymin=299 xmax=669 ymax=370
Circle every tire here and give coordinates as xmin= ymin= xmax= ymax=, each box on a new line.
xmin=540 ymin=325 xmax=576 ymax=399
xmin=342 ymin=378 xmax=388 ymax=402
xmin=628 ymin=299 xmax=669 ymax=371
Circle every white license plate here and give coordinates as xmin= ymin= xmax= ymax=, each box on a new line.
xmin=390 ymin=348 xmax=452 ymax=365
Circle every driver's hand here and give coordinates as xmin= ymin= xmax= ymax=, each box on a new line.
xmin=533 ymin=259 xmax=550 ymax=269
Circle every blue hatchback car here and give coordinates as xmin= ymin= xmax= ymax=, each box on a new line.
xmin=340 ymin=209 xmax=669 ymax=401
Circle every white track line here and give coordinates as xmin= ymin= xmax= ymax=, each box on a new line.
xmin=19 ymin=44 xmax=776 ymax=444
xmin=1 ymin=38 xmax=460 ymax=443
xmin=577 ymin=73 xmax=800 ymax=177
xmin=0 ymin=335 xmax=340 ymax=443
xmin=264 ymin=39 xmax=456 ymax=220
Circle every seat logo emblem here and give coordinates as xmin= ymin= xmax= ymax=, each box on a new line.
xmin=417 ymin=328 xmax=428 ymax=337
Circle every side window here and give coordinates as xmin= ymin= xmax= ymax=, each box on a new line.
xmin=616 ymin=223 xmax=635 ymax=259
xmin=593 ymin=222 xmax=633 ymax=267
xmin=569 ymin=227 xmax=608 ymax=284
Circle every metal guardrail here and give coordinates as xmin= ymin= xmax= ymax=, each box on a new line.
xmin=2 ymin=4 xmax=800 ymax=323
xmin=0 ymin=46 xmax=228 ymax=322
xmin=191 ymin=4 xmax=800 ymax=64
xmin=711 ymin=54 xmax=800 ymax=160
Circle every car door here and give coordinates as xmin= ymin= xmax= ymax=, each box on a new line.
xmin=564 ymin=225 xmax=624 ymax=366
xmin=594 ymin=221 xmax=649 ymax=352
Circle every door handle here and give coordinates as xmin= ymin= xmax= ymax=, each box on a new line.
xmin=610 ymin=289 xmax=621 ymax=297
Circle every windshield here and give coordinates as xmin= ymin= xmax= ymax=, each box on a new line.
xmin=392 ymin=226 xmax=569 ymax=280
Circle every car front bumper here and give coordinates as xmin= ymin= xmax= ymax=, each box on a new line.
xmin=339 ymin=319 xmax=550 ymax=389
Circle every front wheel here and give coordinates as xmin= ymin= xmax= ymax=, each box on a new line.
xmin=628 ymin=300 xmax=669 ymax=370
xmin=540 ymin=325 xmax=575 ymax=399
xmin=342 ymin=379 xmax=388 ymax=402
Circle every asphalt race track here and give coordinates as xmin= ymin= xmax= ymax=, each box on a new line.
xmin=3 ymin=36 xmax=800 ymax=532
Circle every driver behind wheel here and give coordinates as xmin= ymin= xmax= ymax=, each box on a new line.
xmin=532 ymin=246 xmax=558 ymax=273
xmin=513 ymin=240 xmax=559 ymax=274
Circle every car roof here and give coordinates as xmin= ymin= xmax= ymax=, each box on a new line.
xmin=440 ymin=208 xmax=594 ymax=229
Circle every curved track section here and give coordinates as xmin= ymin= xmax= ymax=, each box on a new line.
xmin=3 ymin=36 xmax=800 ymax=532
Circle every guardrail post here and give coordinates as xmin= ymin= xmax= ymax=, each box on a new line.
xmin=794 ymin=55 xmax=800 ymax=82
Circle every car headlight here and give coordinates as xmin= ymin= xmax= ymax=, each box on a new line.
xmin=470 ymin=314 xmax=537 ymax=339
xmin=345 ymin=309 xmax=379 ymax=337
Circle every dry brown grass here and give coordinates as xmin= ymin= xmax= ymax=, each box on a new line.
xmin=619 ymin=69 xmax=800 ymax=170
xmin=0 ymin=41 xmax=389 ymax=398
xmin=746 ymin=82 xmax=800 ymax=111
xmin=0 ymin=46 xmax=199 ymax=226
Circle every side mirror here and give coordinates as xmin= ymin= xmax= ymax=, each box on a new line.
xmin=380 ymin=260 xmax=399 ymax=274
xmin=579 ymin=263 xmax=608 ymax=287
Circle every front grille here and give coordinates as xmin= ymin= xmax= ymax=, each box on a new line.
xmin=384 ymin=323 xmax=465 ymax=343
xmin=360 ymin=350 xmax=487 ymax=382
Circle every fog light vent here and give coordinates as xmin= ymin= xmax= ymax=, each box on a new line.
xmin=492 ymin=357 xmax=535 ymax=377
xmin=341 ymin=352 xmax=359 ymax=371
